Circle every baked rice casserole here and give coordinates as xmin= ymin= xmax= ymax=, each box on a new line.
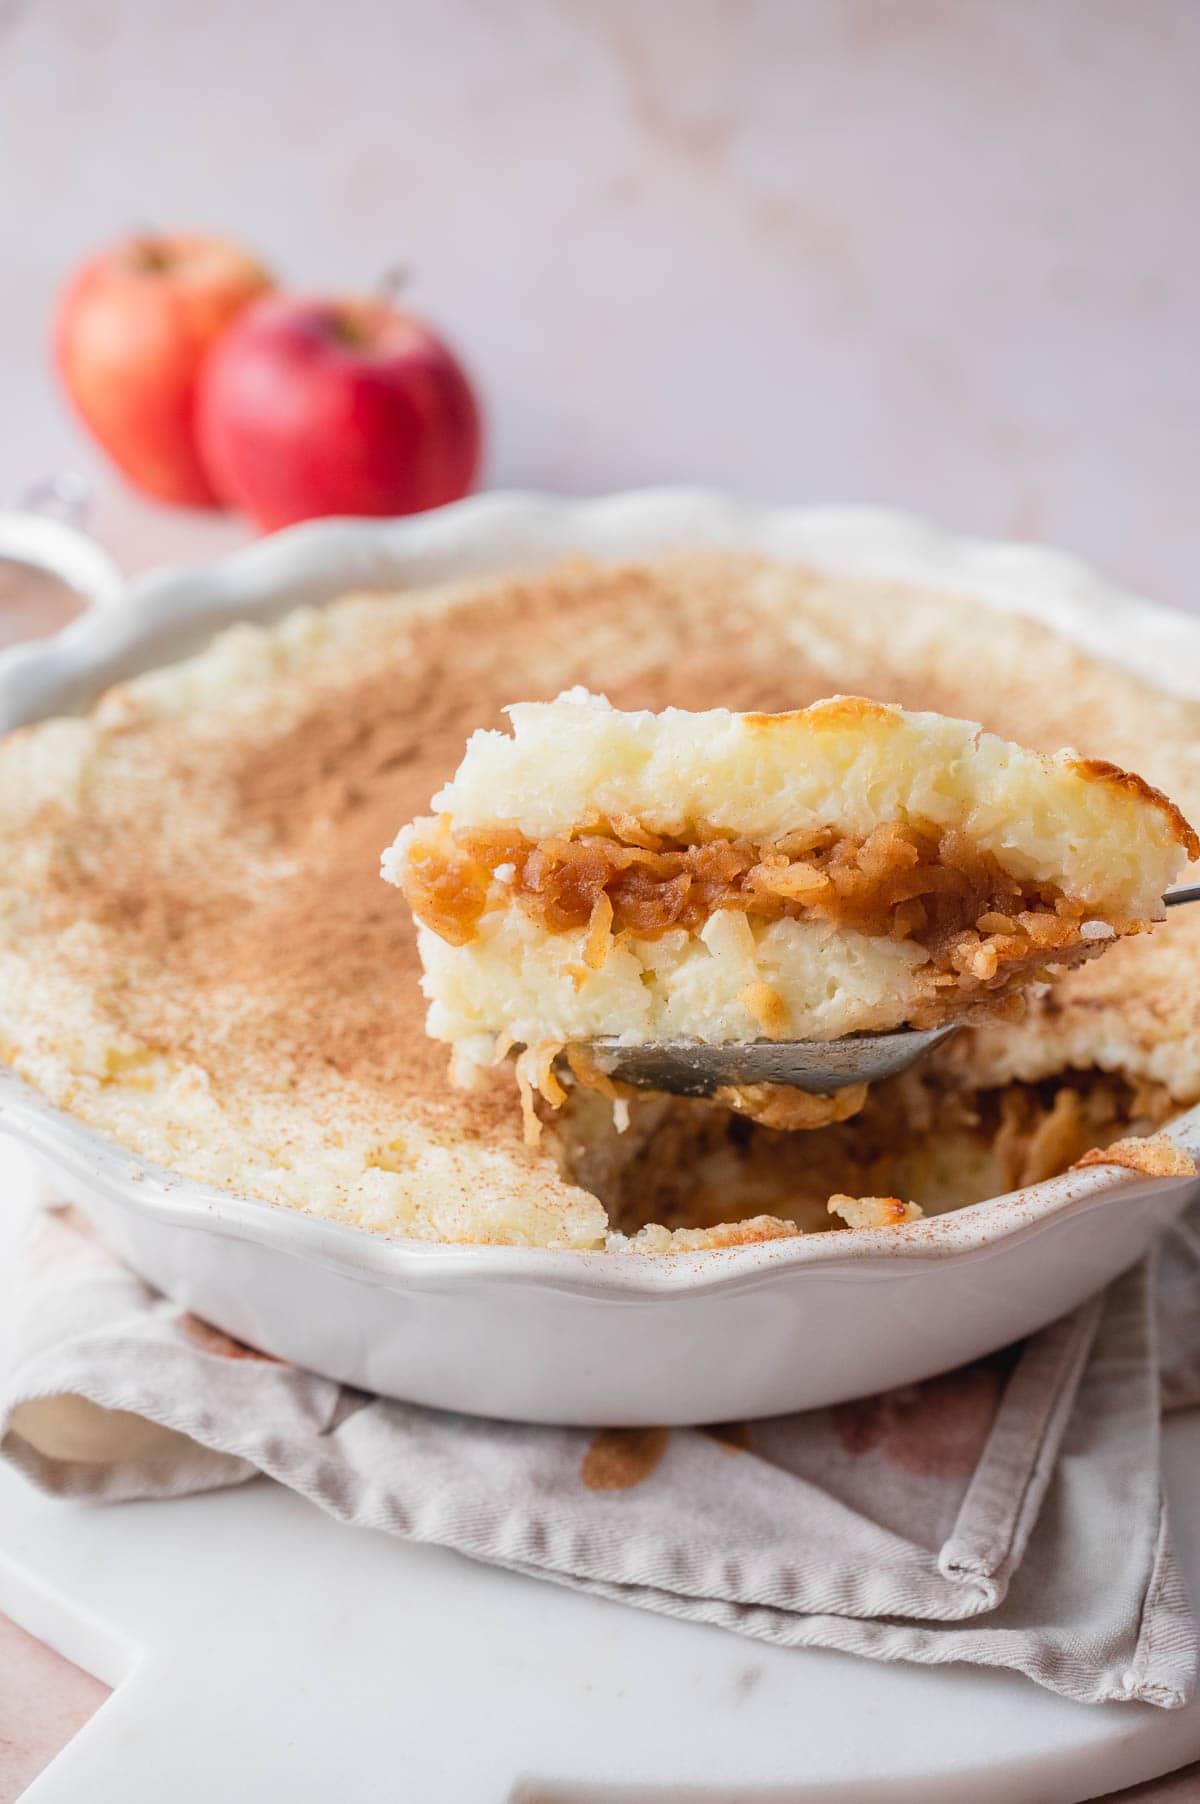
xmin=2 ymin=552 xmax=1198 ymax=1250
xmin=385 ymin=688 xmax=1191 ymax=1139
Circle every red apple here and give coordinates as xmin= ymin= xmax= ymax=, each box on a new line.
xmin=55 ymin=233 xmax=274 ymax=507
xmin=195 ymin=293 xmax=483 ymax=530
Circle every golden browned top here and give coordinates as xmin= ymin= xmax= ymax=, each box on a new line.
xmin=741 ymin=696 xmax=903 ymax=732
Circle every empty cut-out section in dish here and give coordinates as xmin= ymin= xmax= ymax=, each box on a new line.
xmin=549 ymin=1068 xmax=1178 ymax=1245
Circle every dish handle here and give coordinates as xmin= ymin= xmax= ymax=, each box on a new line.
xmin=0 ymin=474 xmax=124 ymax=615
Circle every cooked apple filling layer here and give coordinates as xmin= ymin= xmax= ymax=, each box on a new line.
xmin=400 ymin=813 xmax=1147 ymax=1001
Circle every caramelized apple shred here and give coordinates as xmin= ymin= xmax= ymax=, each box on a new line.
xmin=401 ymin=815 xmax=1144 ymax=999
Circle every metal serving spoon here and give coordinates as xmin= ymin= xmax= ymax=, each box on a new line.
xmin=582 ymin=885 xmax=1200 ymax=1099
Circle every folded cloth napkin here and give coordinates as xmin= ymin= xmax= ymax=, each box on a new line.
xmin=2 ymin=1189 xmax=1198 ymax=1710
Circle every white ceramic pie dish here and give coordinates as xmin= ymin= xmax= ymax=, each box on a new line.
xmin=1 ymin=489 xmax=1198 ymax=1426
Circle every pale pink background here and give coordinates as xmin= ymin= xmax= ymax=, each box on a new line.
xmin=0 ymin=0 xmax=1198 ymax=613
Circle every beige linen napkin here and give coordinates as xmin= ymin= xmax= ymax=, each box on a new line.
xmin=2 ymin=1194 xmax=1198 ymax=1709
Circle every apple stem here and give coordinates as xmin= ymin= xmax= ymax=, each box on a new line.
xmin=377 ymin=264 xmax=411 ymax=306
xmin=129 ymin=231 xmax=170 ymax=273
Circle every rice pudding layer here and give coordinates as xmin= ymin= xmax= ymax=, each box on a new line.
xmin=1 ymin=552 xmax=1198 ymax=1249
xmin=386 ymin=690 xmax=1191 ymax=1072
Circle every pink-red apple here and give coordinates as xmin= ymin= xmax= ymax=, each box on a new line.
xmin=55 ymin=233 xmax=274 ymax=507
xmin=195 ymin=294 xmax=483 ymax=530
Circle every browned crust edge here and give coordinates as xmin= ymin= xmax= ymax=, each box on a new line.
xmin=1074 ymin=1133 xmax=1196 ymax=1179
xmin=1070 ymin=759 xmax=1200 ymax=860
